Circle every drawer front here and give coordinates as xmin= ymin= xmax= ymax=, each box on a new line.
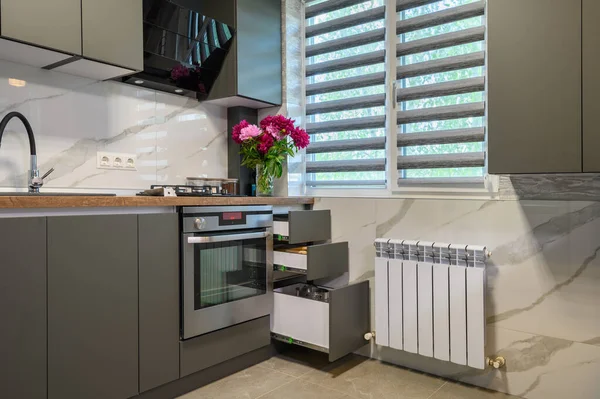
xmin=274 ymin=210 xmax=331 ymax=244
xmin=329 ymin=281 xmax=370 ymax=362
xmin=274 ymin=242 xmax=349 ymax=281
xmin=180 ymin=316 xmax=270 ymax=377
xmin=272 ymin=291 xmax=329 ymax=349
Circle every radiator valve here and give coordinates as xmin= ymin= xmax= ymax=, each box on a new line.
xmin=486 ymin=356 xmax=506 ymax=369
xmin=364 ymin=331 xmax=375 ymax=341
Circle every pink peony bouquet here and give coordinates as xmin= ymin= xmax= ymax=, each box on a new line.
xmin=232 ymin=115 xmax=309 ymax=195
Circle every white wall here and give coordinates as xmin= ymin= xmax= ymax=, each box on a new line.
xmin=0 ymin=59 xmax=227 ymax=191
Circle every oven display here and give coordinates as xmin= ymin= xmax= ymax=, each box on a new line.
xmin=219 ymin=212 xmax=245 ymax=225
xmin=222 ymin=212 xmax=242 ymax=221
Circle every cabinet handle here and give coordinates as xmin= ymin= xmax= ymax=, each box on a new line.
xmin=188 ymin=231 xmax=269 ymax=244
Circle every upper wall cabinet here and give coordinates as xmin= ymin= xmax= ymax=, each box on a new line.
xmin=0 ymin=0 xmax=142 ymax=80
xmin=487 ymin=0 xmax=582 ymax=174
xmin=1 ymin=0 xmax=81 ymax=54
xmin=81 ymin=0 xmax=143 ymax=71
xmin=0 ymin=0 xmax=82 ymax=67
xmin=583 ymin=0 xmax=600 ymax=172
xmin=200 ymin=0 xmax=282 ymax=108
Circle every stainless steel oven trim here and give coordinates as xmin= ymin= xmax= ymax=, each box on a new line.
xmin=182 ymin=211 xmax=273 ymax=233
xmin=181 ymin=228 xmax=273 ymax=339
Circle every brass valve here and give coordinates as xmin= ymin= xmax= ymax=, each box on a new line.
xmin=486 ymin=356 xmax=506 ymax=369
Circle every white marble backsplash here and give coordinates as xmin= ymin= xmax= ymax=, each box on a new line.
xmin=0 ymin=59 xmax=227 ymax=191
xmin=314 ymin=197 xmax=600 ymax=399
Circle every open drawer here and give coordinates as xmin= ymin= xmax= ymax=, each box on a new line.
xmin=273 ymin=210 xmax=331 ymax=244
xmin=273 ymin=242 xmax=348 ymax=281
xmin=271 ymin=281 xmax=370 ymax=362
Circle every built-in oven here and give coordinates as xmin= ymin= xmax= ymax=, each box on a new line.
xmin=181 ymin=206 xmax=273 ymax=339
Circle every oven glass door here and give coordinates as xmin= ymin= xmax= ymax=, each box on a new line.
xmin=193 ymin=233 xmax=267 ymax=309
xmin=182 ymin=228 xmax=272 ymax=339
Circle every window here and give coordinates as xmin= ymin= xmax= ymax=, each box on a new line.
xmin=303 ymin=0 xmax=487 ymax=192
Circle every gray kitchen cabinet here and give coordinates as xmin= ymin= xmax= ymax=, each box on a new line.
xmin=81 ymin=0 xmax=143 ymax=70
xmin=0 ymin=0 xmax=82 ymax=55
xmin=487 ymin=0 xmax=582 ymax=174
xmin=180 ymin=316 xmax=271 ymax=377
xmin=583 ymin=0 xmax=600 ymax=172
xmin=204 ymin=0 xmax=282 ymax=107
xmin=139 ymin=213 xmax=180 ymax=393
xmin=0 ymin=217 xmax=47 ymax=399
xmin=48 ymin=215 xmax=139 ymax=399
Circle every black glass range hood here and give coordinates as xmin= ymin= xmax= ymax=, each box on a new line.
xmin=121 ymin=0 xmax=235 ymax=100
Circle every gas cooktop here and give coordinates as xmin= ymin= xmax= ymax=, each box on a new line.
xmin=137 ymin=185 xmax=244 ymax=197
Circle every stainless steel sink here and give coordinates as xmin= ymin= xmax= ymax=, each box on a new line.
xmin=0 ymin=192 xmax=116 ymax=196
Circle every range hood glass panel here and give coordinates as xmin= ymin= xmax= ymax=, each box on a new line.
xmin=125 ymin=0 xmax=235 ymax=99
xmin=143 ymin=0 xmax=233 ymax=51
xmin=143 ymin=22 xmax=223 ymax=66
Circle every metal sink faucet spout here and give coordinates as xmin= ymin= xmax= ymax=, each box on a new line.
xmin=0 ymin=112 xmax=53 ymax=193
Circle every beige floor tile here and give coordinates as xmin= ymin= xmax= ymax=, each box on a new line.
xmin=259 ymin=347 xmax=331 ymax=377
xmin=430 ymin=382 xmax=522 ymax=399
xmin=257 ymin=379 xmax=350 ymax=399
xmin=177 ymin=364 xmax=295 ymax=399
xmin=301 ymin=355 xmax=445 ymax=399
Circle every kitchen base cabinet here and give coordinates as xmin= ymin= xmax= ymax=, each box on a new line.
xmin=0 ymin=217 xmax=47 ymax=399
xmin=48 ymin=215 xmax=139 ymax=399
xmin=180 ymin=316 xmax=271 ymax=377
xmin=139 ymin=214 xmax=180 ymax=393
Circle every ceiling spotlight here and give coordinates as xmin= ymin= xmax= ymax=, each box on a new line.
xmin=134 ymin=80 xmax=144 ymax=84
xmin=175 ymin=89 xmax=183 ymax=93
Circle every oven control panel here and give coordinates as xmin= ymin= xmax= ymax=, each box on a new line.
xmin=181 ymin=206 xmax=273 ymax=233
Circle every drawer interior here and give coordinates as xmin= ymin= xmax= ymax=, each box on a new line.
xmin=273 ymin=242 xmax=348 ymax=281
xmin=272 ymin=284 xmax=330 ymax=349
xmin=271 ymin=281 xmax=370 ymax=362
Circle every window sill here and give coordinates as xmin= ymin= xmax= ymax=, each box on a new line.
xmin=304 ymin=175 xmax=499 ymax=200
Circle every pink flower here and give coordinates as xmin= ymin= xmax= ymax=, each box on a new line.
xmin=239 ymin=124 xmax=262 ymax=141
xmin=266 ymin=124 xmax=281 ymax=139
xmin=232 ymin=120 xmax=249 ymax=144
xmin=290 ymin=127 xmax=310 ymax=149
xmin=258 ymin=133 xmax=274 ymax=154
xmin=260 ymin=115 xmax=295 ymax=137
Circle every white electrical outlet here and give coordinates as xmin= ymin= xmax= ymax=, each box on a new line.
xmin=97 ymin=152 xmax=137 ymax=171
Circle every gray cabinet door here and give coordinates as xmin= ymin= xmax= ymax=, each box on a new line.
xmin=139 ymin=214 xmax=180 ymax=393
xmin=237 ymin=0 xmax=282 ymax=105
xmin=0 ymin=0 xmax=82 ymax=55
xmin=487 ymin=0 xmax=582 ymax=173
xmin=81 ymin=0 xmax=143 ymax=70
xmin=0 ymin=217 xmax=47 ymax=399
xmin=48 ymin=215 xmax=138 ymax=399
xmin=583 ymin=0 xmax=600 ymax=172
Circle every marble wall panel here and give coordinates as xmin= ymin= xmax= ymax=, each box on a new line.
xmin=0 ymin=59 xmax=227 ymax=191
xmin=314 ymin=197 xmax=600 ymax=399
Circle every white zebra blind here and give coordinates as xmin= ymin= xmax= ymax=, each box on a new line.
xmin=396 ymin=0 xmax=486 ymax=184
xmin=305 ymin=0 xmax=388 ymax=187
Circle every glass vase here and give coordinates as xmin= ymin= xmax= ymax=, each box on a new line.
xmin=256 ymin=164 xmax=274 ymax=197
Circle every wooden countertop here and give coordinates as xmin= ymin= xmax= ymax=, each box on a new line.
xmin=0 ymin=195 xmax=314 ymax=209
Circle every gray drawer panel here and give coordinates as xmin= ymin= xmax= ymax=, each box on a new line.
xmin=180 ymin=316 xmax=271 ymax=377
xmin=307 ymin=242 xmax=348 ymax=281
xmin=277 ymin=210 xmax=331 ymax=244
xmin=329 ymin=281 xmax=370 ymax=362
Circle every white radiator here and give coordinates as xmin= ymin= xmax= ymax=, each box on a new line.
xmin=375 ymin=239 xmax=488 ymax=369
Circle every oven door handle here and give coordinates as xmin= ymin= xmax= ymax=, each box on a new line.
xmin=187 ymin=231 xmax=269 ymax=244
